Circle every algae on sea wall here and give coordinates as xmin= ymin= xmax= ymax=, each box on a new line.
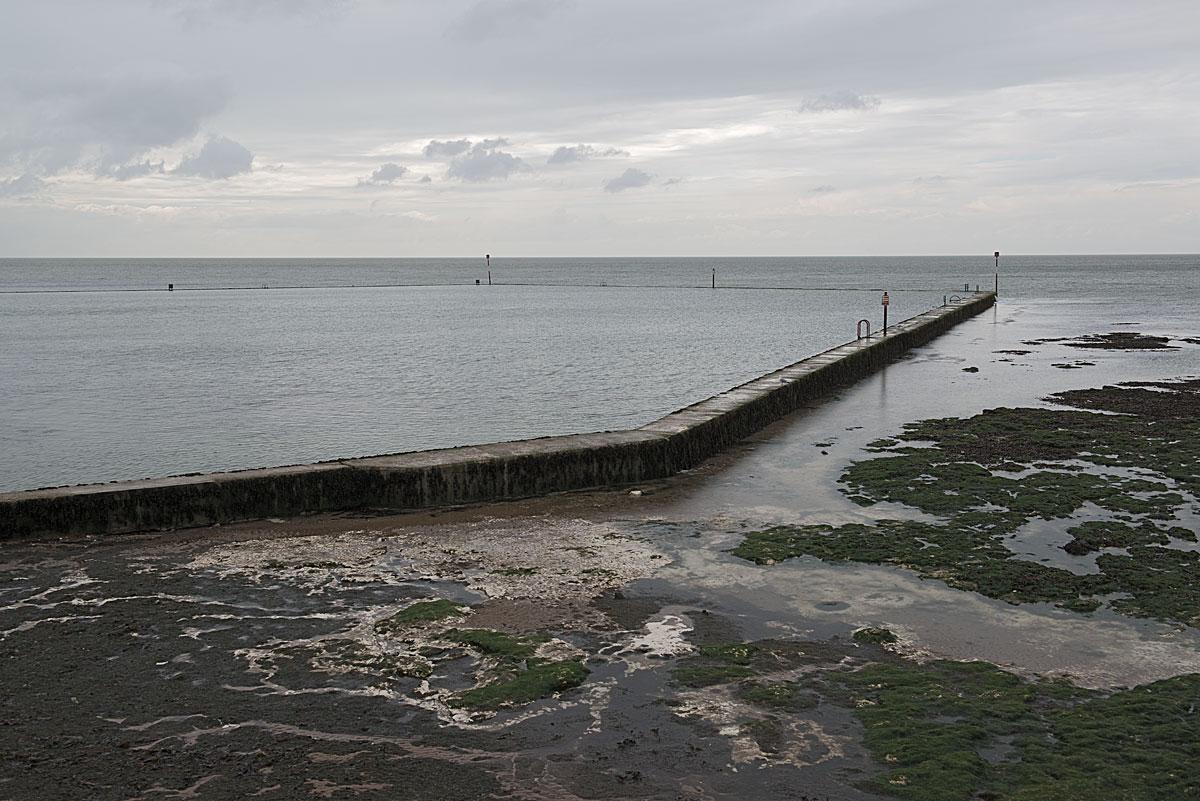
xmin=732 ymin=379 xmax=1200 ymax=626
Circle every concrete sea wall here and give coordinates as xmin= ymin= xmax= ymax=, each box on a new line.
xmin=0 ymin=293 xmax=995 ymax=540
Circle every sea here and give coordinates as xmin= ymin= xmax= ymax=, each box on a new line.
xmin=1 ymin=255 xmax=1195 ymax=493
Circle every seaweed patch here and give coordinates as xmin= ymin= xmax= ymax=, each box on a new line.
xmin=732 ymin=379 xmax=1200 ymax=626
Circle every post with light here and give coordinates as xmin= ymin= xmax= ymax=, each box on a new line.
xmin=994 ymin=251 xmax=999 ymax=295
xmin=881 ymin=291 xmax=889 ymax=332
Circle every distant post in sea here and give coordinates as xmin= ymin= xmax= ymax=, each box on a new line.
xmin=486 ymin=253 xmax=491 ymax=285
xmin=712 ymin=268 xmax=716 ymax=289
xmin=994 ymin=251 xmax=1000 ymax=295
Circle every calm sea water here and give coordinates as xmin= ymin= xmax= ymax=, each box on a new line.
xmin=1 ymin=255 xmax=1195 ymax=492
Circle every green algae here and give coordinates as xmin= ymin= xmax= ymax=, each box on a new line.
xmin=853 ymin=627 xmax=899 ymax=644
xmin=440 ymin=628 xmax=589 ymax=708
xmin=732 ymin=380 xmax=1200 ymax=627
xmin=1062 ymin=520 xmax=1171 ymax=555
xmin=662 ymin=632 xmax=1200 ymax=800
xmin=813 ymin=660 xmax=1200 ymax=801
xmin=374 ymin=600 xmax=470 ymax=632
xmin=738 ymin=682 xmax=819 ymax=711
xmin=1098 ymin=546 xmax=1200 ymax=626
xmin=698 ymin=642 xmax=761 ymax=664
xmin=729 ymin=519 xmax=1113 ymax=610
xmin=449 ymin=659 xmax=590 ymax=709
xmin=674 ymin=639 xmax=764 ymax=686
xmin=445 ymin=628 xmax=550 ymax=661
xmin=673 ymin=664 xmax=758 ymax=687
xmin=672 ymin=640 xmax=819 ymax=688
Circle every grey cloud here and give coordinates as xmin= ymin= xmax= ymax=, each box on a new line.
xmin=423 ymin=139 xmax=472 ymax=159
xmin=110 ymin=161 xmax=165 ymax=181
xmin=418 ymin=175 xmax=432 ymax=183
xmin=603 ymin=168 xmax=652 ymax=193
xmin=1 ymin=73 xmax=230 ymax=178
xmin=449 ymin=0 xmax=564 ymax=42
xmin=799 ymin=90 xmax=880 ymax=113
xmin=358 ymin=163 xmax=408 ymax=185
xmin=0 ymin=174 xmax=46 ymax=198
xmin=812 ymin=184 xmax=837 ymax=193
xmin=173 ymin=136 xmax=254 ymax=179
xmin=662 ymin=177 xmax=683 ymax=187
xmin=547 ymin=144 xmax=629 ymax=165
xmin=445 ymin=140 xmax=527 ymax=182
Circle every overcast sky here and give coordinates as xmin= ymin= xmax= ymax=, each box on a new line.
xmin=1 ymin=0 xmax=1198 ymax=257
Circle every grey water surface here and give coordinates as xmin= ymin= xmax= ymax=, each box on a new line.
xmin=1 ymin=255 xmax=1194 ymax=491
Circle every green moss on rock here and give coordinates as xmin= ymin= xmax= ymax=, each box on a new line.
xmin=446 ymin=629 xmax=550 ymax=661
xmin=698 ymin=642 xmax=762 ymax=664
xmin=674 ymin=664 xmax=754 ymax=687
xmin=854 ymin=627 xmax=899 ymax=644
xmin=449 ymin=659 xmax=590 ymax=709
xmin=738 ymin=683 xmax=819 ymax=711
xmin=375 ymin=600 xmax=470 ymax=633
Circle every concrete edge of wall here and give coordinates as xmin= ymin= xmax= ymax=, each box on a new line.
xmin=0 ymin=292 xmax=996 ymax=540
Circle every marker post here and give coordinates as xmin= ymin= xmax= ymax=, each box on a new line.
xmin=882 ymin=291 xmax=889 ymax=332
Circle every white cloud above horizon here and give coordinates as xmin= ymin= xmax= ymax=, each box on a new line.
xmin=1 ymin=0 xmax=1199 ymax=256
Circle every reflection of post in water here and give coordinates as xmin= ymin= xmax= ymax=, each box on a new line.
xmin=878 ymin=361 xmax=888 ymax=412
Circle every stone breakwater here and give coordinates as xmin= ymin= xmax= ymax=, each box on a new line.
xmin=0 ymin=293 xmax=995 ymax=540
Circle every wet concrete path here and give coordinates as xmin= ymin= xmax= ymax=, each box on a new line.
xmin=3 ymin=298 xmax=1198 ymax=800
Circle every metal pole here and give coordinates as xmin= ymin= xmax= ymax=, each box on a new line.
xmin=712 ymin=268 xmax=715 ymax=289
xmin=994 ymin=251 xmax=1000 ymax=295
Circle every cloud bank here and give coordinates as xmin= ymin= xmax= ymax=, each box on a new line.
xmin=1 ymin=73 xmax=231 ymax=179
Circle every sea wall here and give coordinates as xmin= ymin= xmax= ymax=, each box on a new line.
xmin=0 ymin=293 xmax=995 ymax=540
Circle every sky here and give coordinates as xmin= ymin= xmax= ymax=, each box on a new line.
xmin=1 ymin=0 xmax=1198 ymax=257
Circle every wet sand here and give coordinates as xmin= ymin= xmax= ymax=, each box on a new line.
xmin=2 ymin=299 xmax=1198 ymax=800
